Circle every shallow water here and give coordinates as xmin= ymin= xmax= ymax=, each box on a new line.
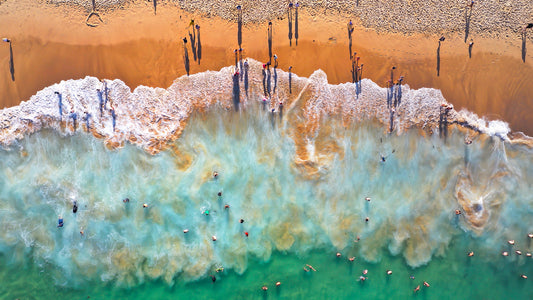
xmin=0 ymin=101 xmax=532 ymax=298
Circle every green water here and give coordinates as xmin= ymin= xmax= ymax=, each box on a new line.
xmin=0 ymin=103 xmax=532 ymax=299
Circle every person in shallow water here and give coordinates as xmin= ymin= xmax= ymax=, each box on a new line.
xmin=72 ymin=200 xmax=78 ymax=213
xmin=57 ymin=216 xmax=64 ymax=228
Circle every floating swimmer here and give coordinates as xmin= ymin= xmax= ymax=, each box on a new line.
xmin=508 ymin=240 xmax=515 ymax=245
xmin=276 ymin=281 xmax=281 ymax=286
xmin=423 ymin=281 xmax=430 ymax=287
xmin=502 ymin=251 xmax=509 ymax=256
xmin=212 ymin=236 xmax=217 ymax=241
xmin=143 ymin=203 xmax=148 ymax=208
xmin=262 ymin=286 xmax=268 ymax=291
xmin=468 ymin=251 xmax=474 ymax=257
xmin=183 ymin=229 xmax=189 ymax=233
xmin=387 ymin=270 xmax=392 ymax=275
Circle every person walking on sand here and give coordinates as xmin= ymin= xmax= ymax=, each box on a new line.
xmin=2 ymin=38 xmax=15 ymax=81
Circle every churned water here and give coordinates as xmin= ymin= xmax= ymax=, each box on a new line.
xmin=0 ymin=98 xmax=532 ymax=299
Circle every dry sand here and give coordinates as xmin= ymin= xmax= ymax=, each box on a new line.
xmin=0 ymin=0 xmax=532 ymax=133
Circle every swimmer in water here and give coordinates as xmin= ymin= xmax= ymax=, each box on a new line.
xmin=212 ymin=236 xmax=217 ymax=241
xmin=520 ymin=274 xmax=527 ymax=279
xmin=262 ymin=286 xmax=268 ymax=291
xmin=303 ymin=266 xmax=309 ymax=272
xmin=362 ymin=269 xmax=368 ymax=275
xmin=414 ymin=285 xmax=420 ymax=293
xmin=306 ymin=264 xmax=316 ymax=271
xmin=359 ymin=276 xmax=367 ymax=282
xmin=80 ymin=229 xmax=84 ymax=236
xmin=365 ymin=197 xmax=371 ymax=202
xmin=211 ymin=275 xmax=216 ymax=283
xmin=224 ymin=204 xmax=230 ymax=209
xmin=218 ymin=191 xmax=222 ymax=197
xmin=502 ymin=251 xmax=509 ymax=256
xmin=183 ymin=229 xmax=189 ymax=233
xmin=455 ymin=210 xmax=462 ymax=215
xmin=213 ymin=171 xmax=218 ymax=178
xmin=349 ymin=257 xmax=355 ymax=262
xmin=123 ymin=198 xmax=130 ymax=203
xmin=468 ymin=251 xmax=474 ymax=257
xmin=240 ymin=219 xmax=244 ymax=223
xmin=508 ymin=240 xmax=515 ymax=245
xmin=72 ymin=200 xmax=78 ymax=213
xmin=387 ymin=270 xmax=392 ymax=275
xmin=57 ymin=216 xmax=64 ymax=228
xmin=276 ymin=281 xmax=281 ymax=286
xmin=336 ymin=252 xmax=341 ymax=257
xmin=423 ymin=281 xmax=430 ymax=287
xmin=143 ymin=203 xmax=148 ymax=208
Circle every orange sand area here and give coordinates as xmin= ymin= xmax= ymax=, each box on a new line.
xmin=1 ymin=0 xmax=532 ymax=134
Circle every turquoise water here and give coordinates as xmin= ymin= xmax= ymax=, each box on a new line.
xmin=0 ymin=103 xmax=532 ymax=299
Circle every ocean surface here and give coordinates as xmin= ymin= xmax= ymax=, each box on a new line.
xmin=0 ymin=82 xmax=532 ymax=299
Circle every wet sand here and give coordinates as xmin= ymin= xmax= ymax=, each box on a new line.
xmin=1 ymin=1 xmax=532 ymax=134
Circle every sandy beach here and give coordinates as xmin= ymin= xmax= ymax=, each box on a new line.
xmin=0 ymin=0 xmax=532 ymax=133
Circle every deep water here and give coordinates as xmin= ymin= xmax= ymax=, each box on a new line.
xmin=0 ymin=102 xmax=532 ymax=299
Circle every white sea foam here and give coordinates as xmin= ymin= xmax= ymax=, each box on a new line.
xmin=0 ymin=59 xmax=517 ymax=156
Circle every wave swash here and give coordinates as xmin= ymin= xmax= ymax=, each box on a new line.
xmin=0 ymin=60 xmax=532 ymax=287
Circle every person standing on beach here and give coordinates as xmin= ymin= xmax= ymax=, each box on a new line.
xmin=288 ymin=3 xmax=294 ymax=46
xmin=234 ymin=49 xmax=239 ymax=72
xmin=110 ymin=106 xmax=116 ymax=132
xmin=97 ymin=89 xmax=104 ymax=117
xmin=232 ymin=70 xmax=240 ymax=111
xmin=189 ymin=21 xmax=197 ymax=62
xmin=239 ymin=48 xmax=244 ymax=81
xmin=268 ymin=21 xmax=273 ymax=63
xmin=237 ymin=5 xmax=243 ymax=48
xmin=102 ymin=79 xmax=109 ymax=109
xmin=183 ymin=37 xmax=190 ymax=76
xmin=196 ymin=24 xmax=202 ymax=64
xmin=152 ymin=0 xmax=157 ymax=15
xmin=348 ymin=20 xmax=354 ymax=59
xmin=295 ymin=2 xmax=299 ymax=46
xmin=289 ymin=66 xmax=293 ymax=94
xmin=273 ymin=54 xmax=278 ymax=95
xmin=244 ymin=60 xmax=249 ymax=97
xmin=437 ymin=36 xmax=445 ymax=76
xmin=2 ymin=38 xmax=15 ymax=81
xmin=266 ymin=62 xmax=272 ymax=97
xmin=55 ymin=92 xmax=63 ymax=120
xmin=262 ymin=63 xmax=267 ymax=97
xmin=468 ymin=40 xmax=474 ymax=58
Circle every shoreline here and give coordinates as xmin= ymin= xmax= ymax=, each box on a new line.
xmin=1 ymin=1 xmax=532 ymax=134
